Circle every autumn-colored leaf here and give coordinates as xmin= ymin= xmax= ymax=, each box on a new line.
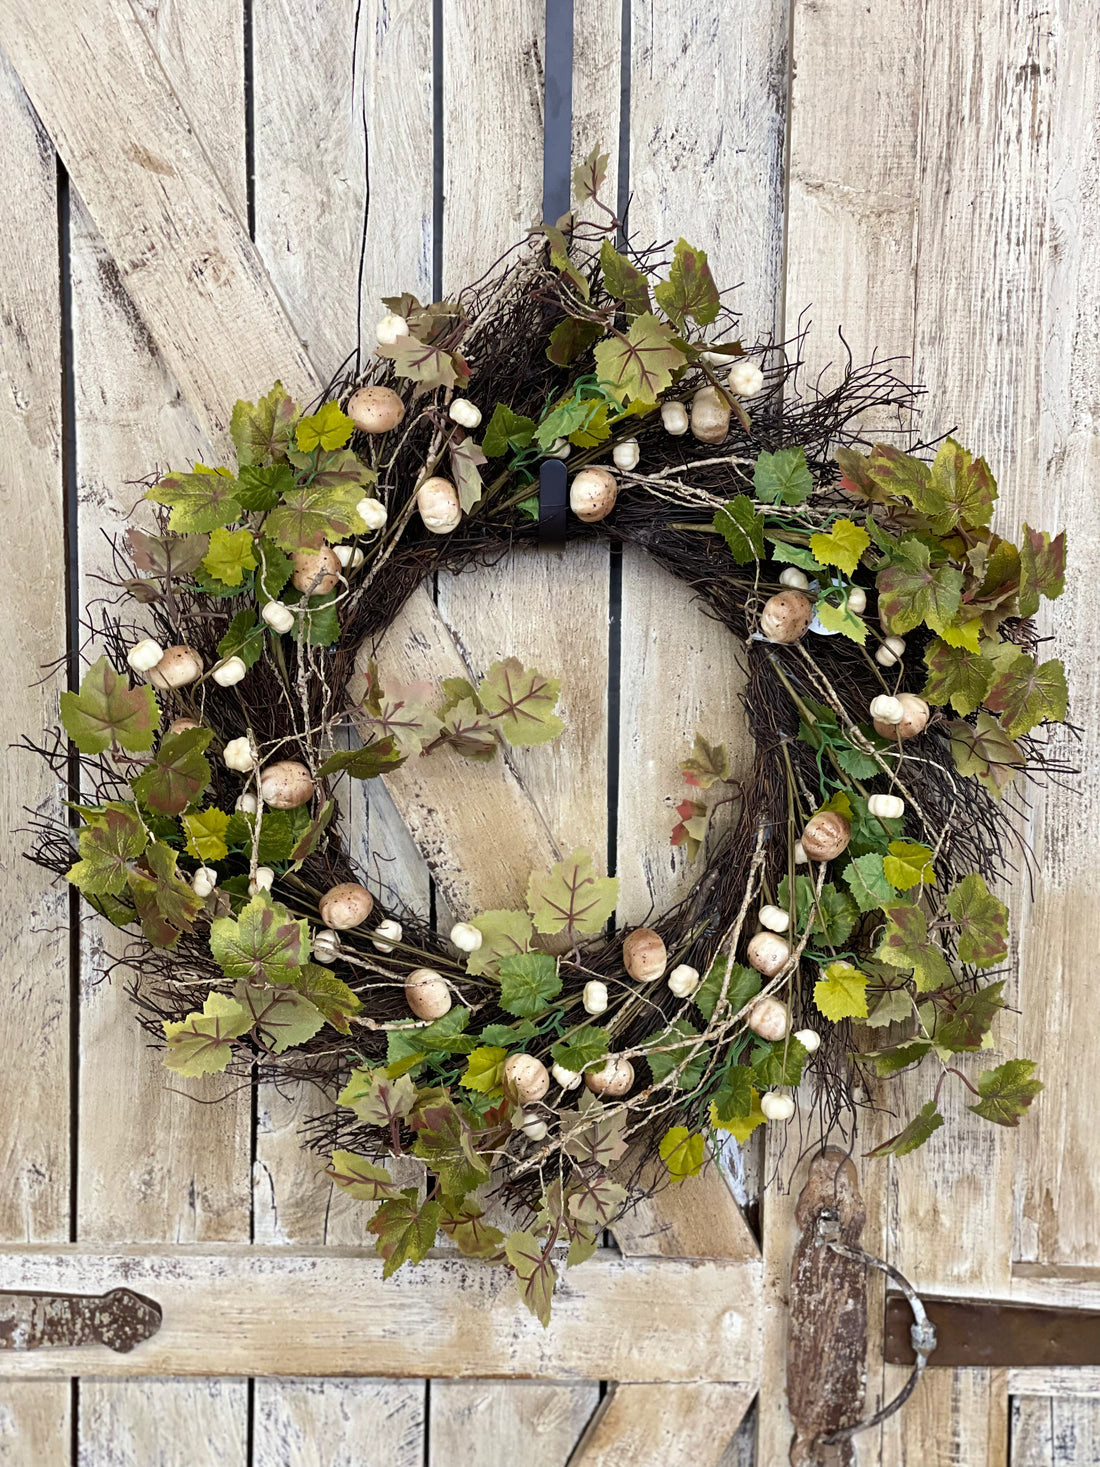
xmin=132 ymin=728 xmax=212 ymax=816
xmin=128 ymin=841 xmax=203 ymax=947
xmin=876 ymin=537 xmax=964 ymax=635
xmin=876 ymin=900 xmax=953 ymax=993
xmin=599 ymin=238 xmax=652 ymax=317
xmin=1019 ymin=524 xmax=1066 ymax=616
xmin=209 ymin=894 xmax=309 ymax=985
xmin=593 ymin=312 xmax=686 ymax=405
xmin=984 ymin=648 xmax=1068 ymax=737
xmin=233 ymin=980 xmax=325 ymax=1053
xmin=505 ymin=1229 xmax=557 ymax=1327
xmin=945 ymin=874 xmax=1008 ymax=968
xmin=967 ymin=1058 xmax=1043 ymax=1126
xmin=653 ymin=238 xmax=720 ymax=329
xmin=680 ymin=732 xmax=730 ymax=789
xmin=230 ymin=382 xmax=298 ymax=467
xmin=947 ymin=712 xmax=1025 ymax=799
xmin=478 ymin=657 xmax=564 ymax=746
xmin=325 ymin=1151 xmax=405 ymax=1202
xmin=67 ymin=803 xmax=148 ymax=896
xmin=369 ymin=1191 xmax=442 ymax=1278
xmin=146 ymin=466 xmax=242 ymax=534
xmin=922 ymin=638 xmax=998 ymax=717
xmin=163 ymin=992 xmax=252 ymax=1077
xmin=572 ymin=143 xmax=609 ymax=204
xmin=61 ymin=657 xmax=159 ymax=756
xmin=526 ymin=848 xmax=619 ymax=935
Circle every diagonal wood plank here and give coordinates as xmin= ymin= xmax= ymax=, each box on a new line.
xmin=568 ymin=1383 xmax=756 ymax=1467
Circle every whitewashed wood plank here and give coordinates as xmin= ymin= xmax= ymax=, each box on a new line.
xmin=1008 ymin=1374 xmax=1100 ymax=1402
xmin=253 ymin=1379 xmax=426 ymax=1467
xmin=0 ymin=1382 xmax=70 ymax=1466
xmin=611 ymin=1156 xmax=759 ymax=1263
xmin=429 ymin=1381 xmax=597 ymax=1467
xmin=0 ymin=1248 xmax=763 ymax=1384
xmin=78 ymin=1379 xmax=248 ymax=1467
xmin=1010 ymin=1395 xmax=1100 ymax=1466
xmin=568 ymin=1383 xmax=755 ymax=1467
xmin=878 ymin=1366 xmax=1008 ymax=1466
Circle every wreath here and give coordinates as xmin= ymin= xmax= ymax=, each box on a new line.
xmin=27 ymin=148 xmax=1068 ymax=1322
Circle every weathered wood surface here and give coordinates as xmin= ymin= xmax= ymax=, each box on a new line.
xmin=0 ymin=1248 xmax=762 ymax=1384
xmin=429 ymin=1380 xmax=597 ymax=1467
xmin=568 ymin=1383 xmax=756 ymax=1467
xmin=1011 ymin=1396 xmax=1100 ymax=1466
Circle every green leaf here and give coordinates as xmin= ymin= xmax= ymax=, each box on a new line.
xmin=482 ymin=403 xmax=536 ymax=458
xmin=478 ymin=1020 xmax=538 ymax=1047
xmin=860 ymin=1039 xmax=932 ymax=1076
xmin=237 ymin=462 xmax=295 ymax=513
xmin=385 ymin=334 xmax=464 ymax=390
xmin=202 ymin=526 xmax=256 ymax=587
xmin=231 ymin=382 xmax=298 ymax=467
xmin=752 ymin=1037 xmax=810 ymax=1088
xmin=440 ymin=1199 xmax=506 ymax=1261
xmin=265 ymin=470 xmax=367 ymax=551
xmin=653 ymin=238 xmax=719 ymax=328
xmin=460 ymin=1046 xmax=508 ymax=1096
xmin=658 ymin=1126 xmax=705 ymax=1182
xmin=209 ymin=893 xmax=309 ymax=985
xmin=967 ymin=1058 xmax=1043 ymax=1126
xmin=809 ymin=518 xmax=870 ymax=577
xmin=599 ymin=238 xmax=652 ymax=317
xmin=411 ymin=1099 xmax=489 ymax=1196
xmin=1019 ymin=525 xmax=1066 ymax=617
xmin=947 ymin=712 xmax=1025 ymax=800
xmin=127 ymin=840 xmax=204 ymax=947
xmin=877 ymin=901 xmax=953 ymax=993
xmin=814 ymin=962 xmax=869 ymax=1021
xmin=593 ymin=312 xmax=686 ymax=406
xmin=710 ymin=1065 xmax=754 ymax=1124
xmin=450 ymin=434 xmax=487 ymax=512
xmin=710 ymin=1087 xmax=766 ymax=1141
xmin=413 ymin=1007 xmax=477 ymax=1055
xmin=813 ymin=884 xmax=861 ymax=945
xmin=815 ymin=597 xmax=868 ymax=644
xmin=922 ymin=638 xmax=998 ymax=716
xmin=866 ymin=1101 xmax=945 ymax=1157
xmin=438 ymin=699 xmax=497 ymax=761
xmin=843 ymin=852 xmax=896 ymax=913
xmin=946 ymin=874 xmax=1008 ymax=968
xmin=984 ymin=649 xmax=1068 ymax=737
xmin=541 ymin=224 xmax=591 ymax=300
xmin=498 ymin=952 xmax=563 ymax=1018
xmin=338 ymin=1068 xmax=417 ymax=1126
xmin=527 ymin=850 xmax=619 ymax=936
xmin=285 ymin=589 xmax=342 ymax=648
xmin=573 ymin=143 xmax=609 ymax=203
xmin=131 ymin=728 xmax=212 ymax=816
xmin=876 ymin=537 xmax=964 ymax=635
xmin=925 ymin=438 xmax=997 ymax=532
xmin=465 ymin=909 xmax=535 ymax=977
xmin=181 ymin=807 xmax=232 ymax=862
xmin=566 ymin=1172 xmax=628 ymax=1229
xmin=550 ymin=1025 xmax=610 ymax=1073
xmin=546 ymin=317 xmax=603 ymax=367
xmin=646 ymin=1018 xmax=705 ymax=1091
xmin=883 ymin=841 xmax=936 ymax=892
xmin=363 ymin=682 xmax=444 ymax=758
xmin=753 ymin=447 xmax=813 ymax=506
xmin=61 ymin=657 xmax=158 ymax=756
xmin=163 ymin=991 xmax=252 ymax=1076
xmin=224 ymin=806 xmax=312 ymax=865
xmin=217 ymin=609 xmax=266 ymax=670
xmin=505 ymin=1230 xmax=557 ymax=1327
xmin=289 ymin=963 xmax=361 ymax=1035
xmin=369 ymin=1191 xmax=442 ymax=1279
xmin=694 ymin=958 xmax=760 ymax=1023
xmin=713 ymin=495 xmax=765 ymax=564
xmin=932 ymin=980 xmax=1005 ymax=1053
xmin=864 ymin=986 xmax=915 ymax=1028
xmin=679 ymin=732 xmax=731 ymax=790
xmin=146 ymin=466 xmax=242 ymax=534
xmin=234 ymin=981 xmax=325 ymax=1053
xmin=325 ymin=1151 xmax=404 ymax=1201
xmin=67 ymin=803 xmax=148 ymax=895
xmin=766 ymin=537 xmax=825 ymax=575
xmin=296 ymin=401 xmax=354 ymax=454
xmin=478 ymin=658 xmax=564 ymax=746
xmin=316 ymin=736 xmax=405 ymax=781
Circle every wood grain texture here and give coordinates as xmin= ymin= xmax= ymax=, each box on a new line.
xmin=253 ymin=1378 xmax=426 ymax=1467
xmin=77 ymin=1379 xmax=248 ymax=1467
xmin=1008 ymin=1374 xmax=1100 ymax=1402
xmin=611 ymin=1153 xmax=759 ymax=1263
xmin=1011 ymin=1397 xmax=1100 ymax=1466
xmin=429 ymin=1380 xmax=597 ymax=1467
xmin=0 ymin=1248 xmax=763 ymax=1383
xmin=569 ymin=1383 xmax=755 ymax=1467
xmin=0 ymin=1382 xmax=70 ymax=1467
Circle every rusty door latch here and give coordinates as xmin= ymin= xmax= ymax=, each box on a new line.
xmin=0 ymin=1288 xmax=161 ymax=1353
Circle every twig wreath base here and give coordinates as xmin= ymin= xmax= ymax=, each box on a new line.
xmin=26 ymin=152 xmax=1069 ymax=1321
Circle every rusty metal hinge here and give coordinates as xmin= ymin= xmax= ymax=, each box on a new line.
xmin=885 ymin=1294 xmax=1100 ymax=1368
xmin=0 ymin=1287 xmax=161 ymax=1353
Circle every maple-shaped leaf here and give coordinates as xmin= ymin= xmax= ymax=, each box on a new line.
xmin=126 ymin=528 xmax=210 ymax=578
xmin=593 ymin=312 xmax=686 ymax=405
xmin=296 ymin=401 xmax=354 ymax=454
xmin=460 ymin=1046 xmax=508 ymax=1096
xmin=131 ymin=728 xmax=212 ymax=816
xmin=755 ymin=447 xmax=813 ymax=506
xmin=384 ymin=334 xmax=464 ymax=390
xmin=201 ymin=526 xmax=257 ymax=587
xmin=550 ymin=1025 xmax=610 ymax=1074
xmin=835 ymin=446 xmax=895 ymax=504
xmin=876 ymin=537 xmax=964 ymax=635
xmin=67 ymin=803 xmax=148 ymax=896
xmin=866 ymin=1101 xmax=945 ymax=1158
xmin=478 ymin=658 xmax=564 ymax=746
xmin=365 ymin=683 xmax=443 ymax=758
xmin=926 ymin=438 xmax=997 ymax=533
xmin=481 ymin=403 xmax=536 ymax=458
xmin=499 ymin=952 xmax=562 ymax=1018
xmin=527 ymin=849 xmax=619 ymax=935
xmin=710 ymin=1065 xmax=754 ymax=1125
xmin=670 ymin=797 xmax=709 ymax=861
xmin=325 ymin=1150 xmax=405 ymax=1201
xmin=233 ymin=981 xmax=324 ymax=1053
xmin=877 ymin=900 xmax=952 ymax=992
xmin=815 ymin=597 xmax=868 ymax=644
xmin=814 ymin=962 xmax=870 ymax=1021
xmin=883 ymin=841 xmax=936 ymax=892
xmin=947 ymin=712 xmax=1025 ymax=799
xmin=338 ymin=1067 xmax=417 ymax=1125
xmin=288 ymin=963 xmax=361 ymax=1035
xmin=410 ymin=1099 xmax=489 ymax=1197
xmin=653 ymin=237 xmax=720 ymax=328
xmin=713 ymin=495 xmax=765 ymax=563
xmin=559 ymin=1097 xmax=628 ymax=1168
xmin=843 ymin=851 xmax=896 ymax=913
xmin=945 ymin=874 xmax=1008 ymax=968
xmin=181 ymin=807 xmax=232 ymax=862
xmin=984 ymin=648 xmax=1068 ymax=737
xmin=573 ymin=143 xmax=609 ymax=203
xmin=932 ymin=980 xmax=1005 ymax=1053
xmin=967 ymin=1058 xmax=1043 ymax=1126
xmin=210 ymin=893 xmax=308 ymax=985
xmin=369 ymin=1190 xmax=442 ymax=1279
xmin=710 ymin=1086 xmax=767 ymax=1142
xmin=440 ymin=1199 xmax=506 ymax=1261
xmin=61 ymin=657 xmax=159 ymax=756
xmin=163 ymin=991 xmax=252 ymax=1077
xmin=225 ymin=807 xmax=312 ymax=865
xmin=230 ymin=382 xmax=298 ymax=467
xmin=466 ymin=909 xmax=535 ymax=977
xmin=646 ymin=1018 xmax=705 ymax=1090
xmin=857 ymin=444 xmax=932 ymax=507
xmin=752 ymin=1037 xmax=810 ymax=1089
xmin=810 ymin=518 xmax=870 ymax=577
xmin=237 ymin=462 xmax=295 ymax=513
xmin=680 ymin=732 xmax=730 ymax=789
xmin=128 ymin=840 xmax=203 ymax=947
xmin=657 ymin=1126 xmax=706 ymax=1182
xmin=1018 ymin=524 xmax=1066 ymax=617
xmin=146 ymin=466 xmax=243 ymax=534
xmin=864 ymin=986 xmax=915 ymax=1028
xmin=694 ymin=957 xmax=760 ymax=1023
xmin=265 ymin=474 xmax=367 ymax=552
xmin=567 ymin=1171 xmax=628 ymax=1225
xmin=449 ymin=434 xmax=487 ymax=512
xmin=922 ymin=638 xmax=998 ymax=716
xmin=599 ymin=238 xmax=652 ymax=317
xmin=505 ymin=1229 xmax=557 ymax=1327
xmin=438 ymin=699 xmax=498 ymax=761
xmin=936 ymin=615 xmax=984 ymax=654
xmin=547 ymin=317 xmax=604 ymax=367
xmin=317 ymin=736 xmax=405 ymax=781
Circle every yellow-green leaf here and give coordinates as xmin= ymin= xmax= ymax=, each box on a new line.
xmin=658 ymin=1125 xmax=706 ymax=1182
xmin=809 ymin=518 xmax=870 ymax=576
xmin=461 ymin=1045 xmax=508 ymax=1095
xmin=883 ymin=840 xmax=936 ymax=891
xmin=163 ymin=992 xmax=252 ymax=1077
xmin=813 ymin=962 xmax=869 ymax=1022
xmin=202 ymin=526 xmax=257 ymax=587
xmin=181 ymin=807 xmax=232 ymax=862
xmin=296 ymin=400 xmax=354 ymax=454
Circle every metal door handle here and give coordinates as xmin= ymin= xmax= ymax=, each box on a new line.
xmin=0 ymin=1287 xmax=161 ymax=1352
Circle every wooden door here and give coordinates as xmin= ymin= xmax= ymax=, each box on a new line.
xmin=1 ymin=2 xmax=1097 ymax=1465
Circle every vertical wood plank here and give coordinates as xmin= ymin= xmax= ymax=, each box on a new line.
xmin=253 ymin=1379 xmax=426 ymax=1467
xmin=1011 ymin=1397 xmax=1100 ymax=1467
xmin=77 ymin=1379 xmax=248 ymax=1467
xmin=429 ymin=1381 xmax=595 ymax=1467
xmin=0 ymin=1383 xmax=71 ymax=1467
xmin=569 ymin=1383 xmax=755 ymax=1467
